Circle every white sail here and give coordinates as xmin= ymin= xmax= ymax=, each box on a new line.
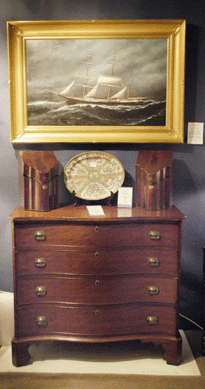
xmin=97 ymin=75 xmax=121 ymax=88
xmin=85 ymin=85 xmax=98 ymax=98
xmin=111 ymin=86 xmax=127 ymax=100
xmin=60 ymin=81 xmax=75 ymax=96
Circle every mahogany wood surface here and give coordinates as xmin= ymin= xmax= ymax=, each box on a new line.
xmin=11 ymin=332 xmax=182 ymax=367
xmin=14 ymin=222 xmax=180 ymax=249
xmin=16 ymin=305 xmax=178 ymax=338
xmin=135 ymin=150 xmax=173 ymax=210
xmin=18 ymin=151 xmax=59 ymax=211
xmin=15 ymin=248 xmax=179 ymax=276
xmin=18 ymin=151 xmax=59 ymax=182
xmin=16 ymin=276 xmax=178 ymax=305
xmin=9 ymin=204 xmax=185 ymax=221
xmin=135 ymin=150 xmax=173 ymax=176
xmin=10 ymin=205 xmax=185 ymax=367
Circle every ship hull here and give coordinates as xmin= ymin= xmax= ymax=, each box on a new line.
xmin=60 ymin=94 xmax=147 ymax=106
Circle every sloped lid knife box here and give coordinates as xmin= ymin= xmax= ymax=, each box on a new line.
xmin=18 ymin=151 xmax=59 ymax=211
xmin=135 ymin=150 xmax=173 ymax=210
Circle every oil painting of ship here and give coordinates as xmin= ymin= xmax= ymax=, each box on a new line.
xmin=26 ymin=39 xmax=167 ymax=127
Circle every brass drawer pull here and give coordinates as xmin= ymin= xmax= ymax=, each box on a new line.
xmin=148 ymin=286 xmax=159 ymax=295
xmin=35 ymin=258 xmax=47 ymax=268
xmin=35 ymin=316 xmax=47 ymax=327
xmin=95 ymin=252 xmax=100 ymax=259
xmin=149 ymin=231 xmax=161 ymax=240
xmin=147 ymin=316 xmax=158 ymax=325
xmin=95 ymin=310 xmax=100 ymax=316
xmin=34 ymin=231 xmax=46 ymax=241
xmin=95 ymin=280 xmax=100 ymax=287
xmin=148 ymin=257 xmax=160 ymax=267
xmin=95 ymin=226 xmax=100 ymax=233
xmin=36 ymin=286 xmax=47 ymax=297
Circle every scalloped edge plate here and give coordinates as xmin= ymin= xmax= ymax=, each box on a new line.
xmin=64 ymin=151 xmax=125 ymax=200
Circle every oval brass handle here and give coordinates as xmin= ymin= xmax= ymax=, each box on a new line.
xmin=148 ymin=257 xmax=160 ymax=267
xmin=95 ymin=310 xmax=100 ymax=316
xmin=35 ymin=316 xmax=47 ymax=327
xmin=35 ymin=258 xmax=47 ymax=268
xmin=147 ymin=316 xmax=158 ymax=325
xmin=149 ymin=231 xmax=161 ymax=240
xmin=95 ymin=226 xmax=100 ymax=233
xmin=34 ymin=231 xmax=46 ymax=241
xmin=95 ymin=280 xmax=100 ymax=287
xmin=148 ymin=286 xmax=159 ymax=295
xmin=36 ymin=286 xmax=47 ymax=297
xmin=95 ymin=252 xmax=100 ymax=259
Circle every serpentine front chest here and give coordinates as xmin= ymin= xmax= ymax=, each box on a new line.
xmin=9 ymin=204 xmax=185 ymax=366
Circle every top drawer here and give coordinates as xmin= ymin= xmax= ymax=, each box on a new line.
xmin=14 ymin=222 xmax=180 ymax=249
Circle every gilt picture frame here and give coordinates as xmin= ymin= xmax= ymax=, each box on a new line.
xmin=7 ymin=19 xmax=186 ymax=144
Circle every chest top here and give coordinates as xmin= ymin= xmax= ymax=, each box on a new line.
xmin=9 ymin=204 xmax=185 ymax=223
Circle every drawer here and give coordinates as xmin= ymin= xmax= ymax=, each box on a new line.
xmin=16 ymin=304 xmax=177 ymax=338
xmin=15 ymin=248 xmax=179 ymax=276
xmin=16 ymin=276 xmax=178 ymax=305
xmin=14 ymin=223 xmax=180 ymax=249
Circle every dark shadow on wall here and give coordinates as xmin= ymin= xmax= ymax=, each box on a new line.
xmin=180 ymin=270 xmax=203 ymax=329
xmin=172 ymin=158 xmax=197 ymax=199
xmin=20 ymin=0 xmax=48 ymax=13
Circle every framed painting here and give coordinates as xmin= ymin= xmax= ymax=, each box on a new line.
xmin=7 ymin=19 xmax=186 ymax=143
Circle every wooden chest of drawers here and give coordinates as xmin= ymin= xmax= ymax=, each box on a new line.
xmin=9 ymin=205 xmax=185 ymax=366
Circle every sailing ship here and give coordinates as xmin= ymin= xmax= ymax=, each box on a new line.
xmin=47 ymin=55 xmax=148 ymax=106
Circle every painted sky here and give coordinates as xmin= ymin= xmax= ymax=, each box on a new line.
xmin=26 ymin=38 xmax=167 ymax=101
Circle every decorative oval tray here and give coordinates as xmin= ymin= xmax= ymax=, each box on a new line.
xmin=64 ymin=152 xmax=125 ymax=201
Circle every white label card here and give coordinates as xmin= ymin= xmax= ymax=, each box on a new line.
xmin=187 ymin=122 xmax=204 ymax=144
xmin=117 ymin=187 xmax=133 ymax=208
xmin=86 ymin=205 xmax=105 ymax=217
xmin=117 ymin=208 xmax=133 ymax=217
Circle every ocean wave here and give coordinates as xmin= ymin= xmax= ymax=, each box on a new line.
xmin=27 ymin=100 xmax=62 ymax=108
xmin=27 ymin=99 xmax=166 ymax=126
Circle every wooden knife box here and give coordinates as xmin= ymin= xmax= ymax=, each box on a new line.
xmin=135 ymin=150 xmax=173 ymax=210
xmin=18 ymin=151 xmax=59 ymax=211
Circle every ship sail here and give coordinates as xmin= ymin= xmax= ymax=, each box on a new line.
xmin=85 ymin=85 xmax=98 ymax=98
xmin=85 ymin=75 xmax=122 ymax=99
xmin=111 ymin=86 xmax=127 ymax=100
xmin=97 ymin=75 xmax=121 ymax=88
xmin=60 ymin=81 xmax=75 ymax=96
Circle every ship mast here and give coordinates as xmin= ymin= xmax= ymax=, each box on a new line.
xmin=75 ymin=55 xmax=95 ymax=98
xmin=82 ymin=54 xmax=92 ymax=99
xmin=127 ymin=63 xmax=133 ymax=100
xmin=107 ymin=53 xmax=116 ymax=100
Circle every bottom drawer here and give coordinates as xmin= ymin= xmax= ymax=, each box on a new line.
xmin=16 ymin=304 xmax=177 ymax=338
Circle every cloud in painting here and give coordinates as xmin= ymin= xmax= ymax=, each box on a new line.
xmin=26 ymin=38 xmax=167 ymax=101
